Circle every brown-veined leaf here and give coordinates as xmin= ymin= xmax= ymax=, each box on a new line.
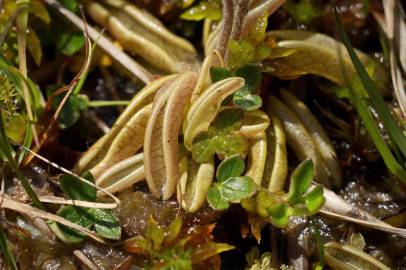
xmin=96 ymin=153 xmax=145 ymax=194
xmin=184 ymin=77 xmax=245 ymax=149
xmin=245 ymin=132 xmax=267 ymax=185
xmin=75 ymin=75 xmax=176 ymax=175
xmin=90 ymin=104 xmax=152 ymax=179
xmin=144 ymin=72 xmax=197 ymax=199
xmin=324 ymin=242 xmax=391 ymax=270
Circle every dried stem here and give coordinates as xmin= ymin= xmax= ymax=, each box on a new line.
xmin=217 ymin=0 xmax=234 ymax=57
xmin=43 ymin=0 xmax=153 ymax=84
xmin=16 ymin=0 xmax=39 ymax=146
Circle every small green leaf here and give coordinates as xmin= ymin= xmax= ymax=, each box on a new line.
xmin=206 ymin=185 xmax=230 ymax=210
xmin=220 ymin=176 xmax=257 ymax=203
xmin=305 ymin=185 xmax=324 ymax=215
xmin=59 ymin=171 xmax=96 ymax=201
xmin=213 ymin=132 xmax=248 ymax=158
xmin=88 ymin=208 xmax=121 ymax=240
xmin=145 ymin=218 xmax=165 ymax=250
xmin=267 ymin=203 xmax=291 ymax=227
xmin=56 ymin=31 xmax=85 ymax=56
xmin=233 ymin=94 xmax=262 ymax=111
xmin=210 ymin=67 xmax=231 ymax=82
xmin=191 ymin=135 xmax=216 ymax=163
xmin=216 ymin=154 xmax=245 ymax=182
xmin=211 ymin=108 xmax=244 ymax=132
xmin=233 ymin=64 xmax=262 ymax=95
xmin=165 ymin=217 xmax=182 ymax=244
xmin=53 ymin=206 xmax=93 ymax=243
xmin=180 ymin=1 xmax=222 ymax=21
xmin=287 ymin=159 xmax=314 ymax=204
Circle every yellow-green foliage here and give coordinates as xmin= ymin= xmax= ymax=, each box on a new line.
xmin=0 ymin=75 xmax=18 ymax=122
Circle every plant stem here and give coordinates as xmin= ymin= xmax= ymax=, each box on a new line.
xmin=0 ymin=113 xmax=45 ymax=210
xmin=88 ymin=100 xmax=130 ymax=107
xmin=0 ymin=228 xmax=18 ymax=270
xmin=16 ymin=0 xmax=39 ymax=146
xmin=334 ymin=7 xmax=406 ymax=158
xmin=334 ymin=8 xmax=406 ymax=182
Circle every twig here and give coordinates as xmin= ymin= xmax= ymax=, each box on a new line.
xmin=321 ymin=185 xmax=406 ymax=238
xmin=0 ymin=195 xmax=105 ymax=242
xmin=225 ymin=0 xmax=249 ymax=63
xmin=43 ymin=0 xmax=153 ymax=84
xmin=216 ymin=0 xmax=234 ymax=57
xmin=16 ymin=0 xmax=39 ymax=146
xmin=21 ymin=146 xmax=121 ymax=208
xmin=73 ymin=250 xmax=100 ymax=270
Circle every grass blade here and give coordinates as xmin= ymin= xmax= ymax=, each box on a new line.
xmin=0 ymin=228 xmax=18 ymax=270
xmin=334 ymin=8 xmax=406 ymax=158
xmin=334 ymin=8 xmax=406 ymax=182
xmin=0 ymin=113 xmax=45 ymax=210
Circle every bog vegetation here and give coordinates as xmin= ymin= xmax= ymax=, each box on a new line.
xmin=0 ymin=0 xmax=405 ymax=269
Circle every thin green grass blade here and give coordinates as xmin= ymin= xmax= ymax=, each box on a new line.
xmin=0 ymin=113 xmax=45 ymax=210
xmin=334 ymin=8 xmax=406 ymax=182
xmin=18 ymin=123 xmax=33 ymax=165
xmin=0 ymin=228 xmax=18 ymax=270
xmin=334 ymin=8 xmax=406 ymax=158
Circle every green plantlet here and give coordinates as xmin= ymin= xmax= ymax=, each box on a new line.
xmin=51 ymin=172 xmax=121 ymax=243
xmin=227 ymin=11 xmax=272 ymax=69
xmin=123 ymin=217 xmax=234 ymax=269
xmin=206 ymin=155 xmax=257 ymax=210
xmin=242 ymin=159 xmax=325 ymax=227
xmin=210 ymin=64 xmax=263 ymax=110
xmin=191 ymin=108 xmax=247 ymax=163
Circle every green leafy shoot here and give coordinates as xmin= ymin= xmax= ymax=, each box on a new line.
xmin=335 ymin=8 xmax=406 ymax=159
xmin=0 ymin=228 xmax=18 ymax=270
xmin=228 ymin=11 xmax=272 ymax=69
xmin=191 ymin=108 xmax=247 ymax=163
xmin=287 ymin=159 xmax=314 ymax=204
xmin=207 ymin=155 xmax=257 ymax=210
xmin=334 ymin=8 xmax=406 ymax=182
xmin=180 ymin=0 xmax=222 ymax=21
xmin=123 ymin=217 xmax=233 ymax=269
xmin=310 ymin=218 xmax=325 ymax=270
xmin=0 ymin=112 xmax=45 ymax=210
xmin=210 ymin=64 xmax=263 ymax=110
xmin=241 ymin=160 xmax=324 ymax=227
xmin=53 ymin=172 xmax=121 ymax=242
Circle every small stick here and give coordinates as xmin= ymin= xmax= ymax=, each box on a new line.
xmin=73 ymin=250 xmax=100 ymax=270
xmin=43 ymin=0 xmax=153 ymax=84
